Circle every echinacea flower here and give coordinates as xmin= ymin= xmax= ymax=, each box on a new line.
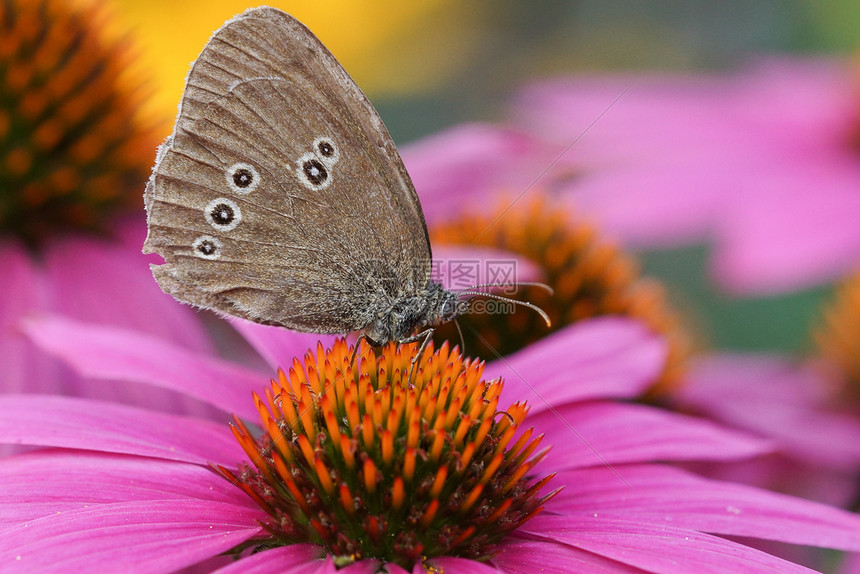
xmin=0 ymin=0 xmax=213 ymax=414
xmin=5 ymin=314 xmax=860 ymax=572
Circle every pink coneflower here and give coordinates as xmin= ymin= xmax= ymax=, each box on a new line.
xmin=0 ymin=0 xmax=213 ymax=413
xmin=4 ymin=315 xmax=860 ymax=572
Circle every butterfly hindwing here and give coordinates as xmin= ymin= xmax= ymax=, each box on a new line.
xmin=144 ymin=7 xmax=431 ymax=333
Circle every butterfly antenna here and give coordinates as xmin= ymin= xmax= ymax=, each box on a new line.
xmin=455 ymin=281 xmax=554 ymax=296
xmin=349 ymin=334 xmax=368 ymax=372
xmin=457 ymin=290 xmax=552 ymax=327
xmin=453 ymin=317 xmax=466 ymax=355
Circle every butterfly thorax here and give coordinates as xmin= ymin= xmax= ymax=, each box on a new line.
xmin=362 ymin=281 xmax=464 ymax=346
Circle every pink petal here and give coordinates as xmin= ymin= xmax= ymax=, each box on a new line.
xmin=679 ymin=354 xmax=860 ymax=471
xmin=840 ymin=553 xmax=860 ymax=574
xmin=24 ymin=315 xmax=266 ymax=420
xmin=521 ymin=515 xmax=815 ymax=574
xmin=228 ymin=318 xmax=338 ymax=371
xmin=214 ymin=550 xmax=390 ymax=574
xmin=550 ymin=464 xmax=860 ymax=551
xmin=430 ymin=244 xmax=543 ymax=291
xmin=514 ymin=74 xmax=739 ymax=160
xmin=726 ymin=59 xmax=857 ymax=157
xmin=212 ymin=545 xmax=328 ymax=573
xmin=0 ymin=500 xmax=262 ymax=573
xmin=0 ymin=395 xmax=245 ymax=466
xmin=403 ymin=123 xmax=540 ymax=225
xmin=339 ymin=559 xmax=392 ymax=574
xmin=0 ymin=451 xmax=259 ymax=526
xmin=0 ymin=234 xmax=223 ymax=420
xmin=491 ymin=538 xmax=645 ymax=573
xmin=559 ymin=162 xmax=722 ymax=248
xmin=42 ymin=225 xmax=214 ymax=354
xmin=531 ymin=401 xmax=770 ymax=471
xmin=711 ymin=160 xmax=860 ymax=293
xmin=490 ymin=317 xmax=667 ymax=408
xmin=0 ymin=239 xmax=59 ymax=395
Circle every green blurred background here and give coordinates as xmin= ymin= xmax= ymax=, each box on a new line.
xmin=110 ymin=0 xmax=860 ymax=355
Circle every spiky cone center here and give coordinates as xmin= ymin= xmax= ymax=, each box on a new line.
xmin=813 ymin=273 xmax=860 ymax=407
xmin=0 ymin=0 xmax=159 ymax=244
xmin=216 ymin=338 xmax=555 ymax=569
xmin=430 ymin=194 xmax=692 ymax=394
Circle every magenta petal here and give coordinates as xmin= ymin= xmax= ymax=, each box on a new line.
xmin=339 ymin=559 xmax=399 ymax=574
xmin=550 ymin=464 xmax=860 ymax=551
xmin=531 ymin=401 xmax=770 ymax=471
xmin=491 ymin=538 xmax=644 ymax=573
xmin=429 ymin=244 xmax=543 ymax=290
xmin=339 ymin=560 xmax=392 ymax=574
xmin=0 ymin=239 xmax=59 ymax=395
xmin=679 ymin=354 xmax=860 ymax=471
xmin=0 ymin=395 xmax=245 ymax=465
xmin=43 ymin=227 xmax=214 ymax=354
xmin=561 ymin=163 xmax=722 ymax=248
xmin=711 ymin=162 xmax=860 ymax=293
xmin=215 ymin=552 xmax=387 ymax=574
xmin=229 ymin=318 xmax=338 ymax=371
xmin=490 ymin=317 xmax=667 ymax=408
xmin=521 ymin=515 xmax=815 ymax=574
xmin=0 ymin=451 xmax=259 ymax=526
xmin=212 ymin=545 xmax=328 ymax=573
xmin=402 ymin=123 xmax=540 ymax=225
xmin=25 ymin=315 xmax=265 ymax=419
xmin=0 ymin=500 xmax=262 ymax=573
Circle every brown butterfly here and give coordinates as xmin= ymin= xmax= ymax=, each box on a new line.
xmin=143 ymin=7 xmax=547 ymax=354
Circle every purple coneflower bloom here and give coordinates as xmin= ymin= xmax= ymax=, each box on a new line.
xmin=2 ymin=315 xmax=860 ymax=572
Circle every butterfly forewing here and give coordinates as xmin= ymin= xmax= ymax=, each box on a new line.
xmin=144 ymin=7 xmax=431 ymax=333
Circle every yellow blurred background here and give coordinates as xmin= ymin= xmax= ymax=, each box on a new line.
xmin=110 ymin=0 xmax=482 ymax=131
xmin=106 ymin=0 xmax=860 ymax=144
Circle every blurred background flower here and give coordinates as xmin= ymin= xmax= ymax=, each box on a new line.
xmin=0 ymin=0 xmax=217 ymax=417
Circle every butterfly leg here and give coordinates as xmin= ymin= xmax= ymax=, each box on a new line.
xmin=349 ymin=333 xmax=371 ymax=374
xmin=399 ymin=328 xmax=434 ymax=384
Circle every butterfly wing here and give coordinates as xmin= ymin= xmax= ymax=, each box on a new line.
xmin=144 ymin=7 xmax=431 ymax=333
